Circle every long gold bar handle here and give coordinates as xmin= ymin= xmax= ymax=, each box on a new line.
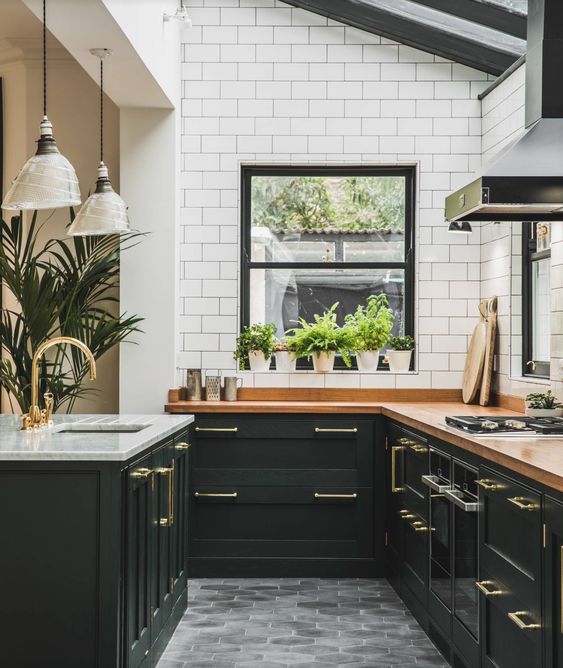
xmin=195 ymin=427 xmax=238 ymax=433
xmin=157 ymin=463 xmax=175 ymax=527
xmin=508 ymin=611 xmax=541 ymax=630
xmin=475 ymin=580 xmax=504 ymax=596
xmin=507 ymin=496 xmax=538 ymax=511
xmin=391 ymin=446 xmax=404 ymax=493
xmin=130 ymin=467 xmax=152 ymax=479
xmin=475 ymin=479 xmax=498 ymax=491
xmin=194 ymin=492 xmax=238 ymax=498
xmin=175 ymin=441 xmax=191 ymax=450
xmin=315 ymin=427 xmax=358 ymax=433
xmin=314 ymin=493 xmax=357 ymax=499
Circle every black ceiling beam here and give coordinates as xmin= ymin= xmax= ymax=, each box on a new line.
xmin=283 ymin=0 xmax=521 ymax=75
xmin=408 ymin=0 xmax=527 ymax=40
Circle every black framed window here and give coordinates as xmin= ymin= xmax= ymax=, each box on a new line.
xmin=241 ymin=165 xmax=415 ymax=369
xmin=522 ymin=222 xmax=551 ymax=378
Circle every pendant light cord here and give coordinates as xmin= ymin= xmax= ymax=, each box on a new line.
xmin=43 ymin=0 xmax=47 ymax=117
xmin=100 ymin=57 xmax=104 ymax=163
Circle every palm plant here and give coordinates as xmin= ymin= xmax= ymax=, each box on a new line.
xmin=0 ymin=212 xmax=143 ymax=413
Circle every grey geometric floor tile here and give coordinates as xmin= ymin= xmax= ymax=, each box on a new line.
xmin=156 ymin=578 xmax=450 ymax=668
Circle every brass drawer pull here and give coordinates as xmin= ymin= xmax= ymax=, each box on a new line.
xmin=194 ymin=492 xmax=238 ymax=498
xmin=314 ymin=492 xmax=357 ymax=499
xmin=157 ymin=463 xmax=175 ymax=527
xmin=410 ymin=444 xmax=428 ymax=453
xmin=475 ymin=580 xmax=504 ymax=596
xmin=315 ymin=427 xmax=358 ymax=433
xmin=175 ymin=442 xmax=191 ymax=450
xmin=508 ymin=611 xmax=541 ymax=630
xmin=400 ymin=513 xmax=416 ymax=520
xmin=398 ymin=437 xmax=416 ymax=446
xmin=475 ymin=479 xmax=498 ymax=491
xmin=409 ymin=521 xmax=434 ymax=533
xmin=130 ymin=467 xmax=152 ymax=479
xmin=391 ymin=446 xmax=404 ymax=493
xmin=507 ymin=496 xmax=538 ymax=511
xmin=195 ymin=427 xmax=238 ymax=433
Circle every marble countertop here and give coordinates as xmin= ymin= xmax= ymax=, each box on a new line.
xmin=0 ymin=414 xmax=194 ymax=461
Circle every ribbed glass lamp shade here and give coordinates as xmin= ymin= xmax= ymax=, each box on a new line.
xmin=68 ymin=163 xmax=130 ymax=236
xmin=2 ymin=117 xmax=81 ymax=211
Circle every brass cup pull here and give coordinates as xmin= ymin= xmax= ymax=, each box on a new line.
xmin=315 ymin=427 xmax=358 ymax=433
xmin=391 ymin=446 xmax=404 ymax=493
xmin=475 ymin=580 xmax=504 ymax=596
xmin=314 ymin=492 xmax=357 ymax=499
xmin=194 ymin=492 xmax=238 ymax=498
xmin=195 ymin=427 xmax=238 ymax=433
xmin=507 ymin=496 xmax=538 ymax=511
xmin=130 ymin=467 xmax=152 ymax=479
xmin=175 ymin=442 xmax=191 ymax=450
xmin=508 ymin=611 xmax=541 ymax=630
xmin=475 ymin=479 xmax=498 ymax=491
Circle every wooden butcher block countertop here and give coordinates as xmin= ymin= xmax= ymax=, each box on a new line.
xmin=166 ymin=390 xmax=563 ymax=492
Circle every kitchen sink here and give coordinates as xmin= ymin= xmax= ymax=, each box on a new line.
xmin=54 ymin=423 xmax=149 ymax=434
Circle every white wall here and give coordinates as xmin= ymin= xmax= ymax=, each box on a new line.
xmin=178 ymin=0 xmax=491 ymax=390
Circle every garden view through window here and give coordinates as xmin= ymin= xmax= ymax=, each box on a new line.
xmin=241 ymin=166 xmax=414 ymax=368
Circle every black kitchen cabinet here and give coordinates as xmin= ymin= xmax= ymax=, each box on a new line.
xmin=189 ymin=414 xmax=381 ymax=577
xmin=544 ymin=496 xmax=563 ymax=668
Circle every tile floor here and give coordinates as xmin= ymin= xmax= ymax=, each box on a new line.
xmin=156 ymin=578 xmax=449 ymax=667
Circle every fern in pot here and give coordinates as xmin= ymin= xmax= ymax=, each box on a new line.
xmin=234 ymin=323 xmax=276 ymax=372
xmin=345 ymin=294 xmax=394 ymax=372
xmin=525 ymin=390 xmax=563 ymax=417
xmin=285 ymin=303 xmax=353 ymax=373
xmin=387 ymin=335 xmax=415 ymax=373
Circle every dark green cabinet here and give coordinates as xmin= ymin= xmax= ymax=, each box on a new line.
xmin=544 ymin=496 xmax=563 ymax=668
xmin=189 ymin=414 xmax=381 ymax=577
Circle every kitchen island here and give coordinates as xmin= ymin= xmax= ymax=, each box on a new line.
xmin=0 ymin=414 xmax=194 ymax=668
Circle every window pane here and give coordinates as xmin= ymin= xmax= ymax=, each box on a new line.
xmin=250 ymin=174 xmax=406 ymax=262
xmin=249 ymin=267 xmax=405 ymax=342
xmin=532 ymin=258 xmax=550 ymax=363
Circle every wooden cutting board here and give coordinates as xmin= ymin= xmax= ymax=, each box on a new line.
xmin=479 ymin=295 xmax=498 ymax=406
xmin=462 ymin=299 xmax=488 ymax=404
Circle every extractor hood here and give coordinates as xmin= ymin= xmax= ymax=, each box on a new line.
xmin=445 ymin=0 xmax=563 ymax=223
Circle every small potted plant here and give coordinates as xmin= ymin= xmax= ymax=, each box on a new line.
xmin=345 ymin=294 xmax=394 ymax=372
xmin=285 ymin=303 xmax=353 ymax=373
xmin=525 ymin=390 xmax=563 ymax=417
xmin=387 ymin=335 xmax=415 ymax=373
xmin=274 ymin=339 xmax=297 ymax=372
xmin=234 ymin=323 xmax=276 ymax=372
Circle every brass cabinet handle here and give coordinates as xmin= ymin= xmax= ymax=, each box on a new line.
xmin=314 ymin=492 xmax=357 ymax=499
xmin=475 ymin=580 xmax=504 ymax=596
xmin=194 ymin=492 xmax=238 ymax=498
xmin=410 ymin=444 xmax=428 ymax=453
xmin=391 ymin=446 xmax=404 ymax=493
xmin=398 ymin=438 xmax=427 ymax=453
xmin=400 ymin=513 xmax=416 ymax=520
xmin=507 ymin=496 xmax=538 ymax=511
xmin=475 ymin=479 xmax=498 ymax=491
xmin=409 ymin=521 xmax=434 ymax=533
xmin=175 ymin=441 xmax=191 ymax=450
xmin=157 ymin=462 xmax=175 ymax=527
xmin=315 ymin=427 xmax=358 ymax=433
xmin=195 ymin=427 xmax=238 ymax=433
xmin=398 ymin=437 xmax=416 ymax=446
xmin=130 ymin=467 xmax=152 ymax=479
xmin=508 ymin=611 xmax=541 ymax=630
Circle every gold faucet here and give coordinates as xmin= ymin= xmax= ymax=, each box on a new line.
xmin=21 ymin=336 xmax=97 ymax=430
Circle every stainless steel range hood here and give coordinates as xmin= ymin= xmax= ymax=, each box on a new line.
xmin=445 ymin=0 xmax=563 ymax=223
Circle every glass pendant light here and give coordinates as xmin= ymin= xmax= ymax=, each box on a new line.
xmin=2 ymin=0 xmax=81 ymax=211
xmin=68 ymin=48 xmax=130 ymax=236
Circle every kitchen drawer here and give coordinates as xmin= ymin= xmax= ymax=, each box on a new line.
xmin=479 ymin=467 xmax=542 ymax=596
xmin=387 ymin=424 xmax=428 ymax=519
xmin=192 ymin=416 xmax=374 ymax=487
xmin=190 ymin=485 xmax=373 ymax=559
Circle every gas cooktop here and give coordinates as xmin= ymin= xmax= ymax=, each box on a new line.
xmin=445 ymin=415 xmax=563 ymax=437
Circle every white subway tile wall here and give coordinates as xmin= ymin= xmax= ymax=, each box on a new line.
xmin=178 ymin=0 xmax=491 ymax=388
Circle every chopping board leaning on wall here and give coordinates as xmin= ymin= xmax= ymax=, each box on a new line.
xmin=479 ymin=296 xmax=498 ymax=406
xmin=462 ymin=299 xmax=489 ymax=404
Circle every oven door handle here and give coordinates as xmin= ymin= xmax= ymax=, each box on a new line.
xmin=444 ymin=488 xmax=479 ymax=512
xmin=421 ymin=474 xmax=450 ymax=493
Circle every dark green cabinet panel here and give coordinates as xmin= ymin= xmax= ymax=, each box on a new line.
xmin=544 ymin=496 xmax=563 ymax=668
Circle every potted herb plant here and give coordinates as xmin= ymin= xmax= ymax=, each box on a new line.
xmin=345 ymin=294 xmax=394 ymax=372
xmin=387 ymin=335 xmax=415 ymax=373
xmin=285 ymin=303 xmax=353 ymax=373
xmin=274 ymin=339 xmax=297 ymax=372
xmin=234 ymin=323 xmax=276 ymax=372
xmin=525 ymin=390 xmax=563 ymax=417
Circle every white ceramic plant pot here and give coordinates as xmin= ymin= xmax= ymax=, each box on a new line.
xmin=356 ymin=350 xmax=380 ymax=372
xmin=312 ymin=351 xmax=335 ymax=373
xmin=525 ymin=406 xmax=563 ymax=418
xmin=274 ymin=350 xmax=296 ymax=372
xmin=388 ymin=350 xmax=412 ymax=373
xmin=248 ymin=350 xmax=271 ymax=372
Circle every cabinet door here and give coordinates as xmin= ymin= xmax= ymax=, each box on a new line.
xmin=545 ymin=496 xmax=563 ymax=668
xmin=385 ymin=435 xmax=405 ymax=593
xmin=170 ymin=431 xmax=190 ymax=606
xmin=125 ymin=454 xmax=153 ymax=668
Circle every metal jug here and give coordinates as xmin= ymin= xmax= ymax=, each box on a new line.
xmin=224 ymin=376 xmax=243 ymax=401
xmin=186 ymin=369 xmax=202 ymax=401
